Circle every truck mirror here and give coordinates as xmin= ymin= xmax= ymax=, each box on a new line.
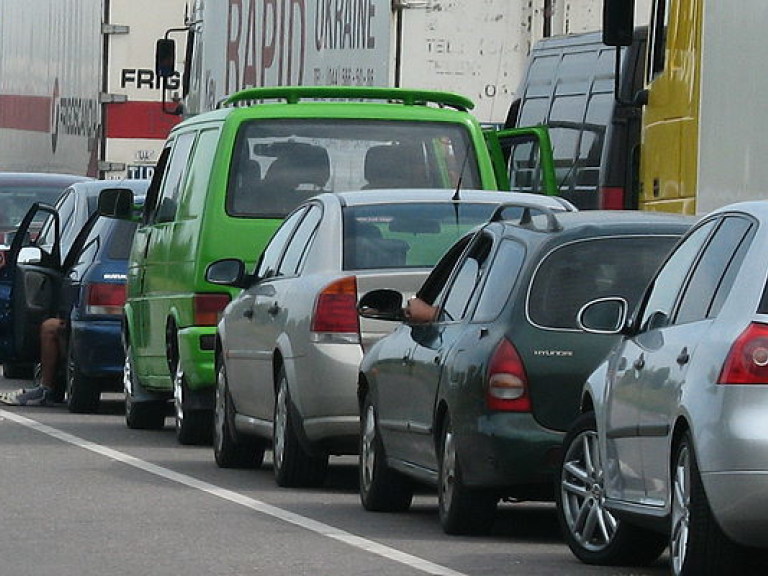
xmin=603 ymin=0 xmax=635 ymax=47
xmin=155 ymin=39 xmax=176 ymax=78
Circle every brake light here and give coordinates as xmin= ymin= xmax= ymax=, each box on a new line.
xmin=486 ymin=338 xmax=531 ymax=411
xmin=718 ymin=323 xmax=768 ymax=385
xmin=86 ymin=283 xmax=126 ymax=315
xmin=194 ymin=293 xmax=231 ymax=326
xmin=311 ymin=276 xmax=360 ymax=343
xmin=600 ymin=186 xmax=625 ymax=210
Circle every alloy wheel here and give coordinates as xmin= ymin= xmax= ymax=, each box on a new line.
xmin=670 ymin=444 xmax=691 ymax=576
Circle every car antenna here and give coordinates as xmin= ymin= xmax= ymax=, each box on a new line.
xmin=452 ymin=141 xmax=473 ymax=202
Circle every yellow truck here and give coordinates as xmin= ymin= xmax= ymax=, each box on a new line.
xmin=604 ymin=0 xmax=767 ymax=215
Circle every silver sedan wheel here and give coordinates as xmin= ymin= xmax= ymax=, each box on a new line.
xmin=173 ymin=365 xmax=185 ymax=429
xmin=360 ymin=404 xmax=377 ymax=493
xmin=670 ymin=443 xmax=691 ymax=576
xmin=560 ymin=428 xmax=618 ymax=552
xmin=213 ymin=365 xmax=227 ymax=455
xmin=273 ymin=378 xmax=288 ymax=471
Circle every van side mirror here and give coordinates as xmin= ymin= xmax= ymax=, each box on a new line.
xmin=603 ymin=0 xmax=635 ymax=47
xmin=98 ymin=188 xmax=135 ymax=220
xmin=155 ymin=39 xmax=177 ymax=78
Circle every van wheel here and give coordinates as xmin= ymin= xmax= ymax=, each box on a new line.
xmin=214 ymin=360 xmax=265 ymax=468
xmin=124 ymin=345 xmax=165 ymax=430
xmin=174 ymin=365 xmax=213 ymax=445
xmin=438 ymin=414 xmax=497 ymax=535
xmin=273 ymin=367 xmax=328 ymax=487
xmin=66 ymin=343 xmax=100 ymax=414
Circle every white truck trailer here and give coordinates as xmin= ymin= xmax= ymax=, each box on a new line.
xmin=0 ymin=0 xmax=185 ymax=179
xmin=161 ymin=0 xmax=609 ymax=125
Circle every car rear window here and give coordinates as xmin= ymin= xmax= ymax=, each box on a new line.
xmin=343 ymin=203 xmax=496 ymax=270
xmin=227 ymin=119 xmax=480 ymax=218
xmin=107 ymin=220 xmax=139 ymax=260
xmin=528 ymin=235 xmax=678 ymax=330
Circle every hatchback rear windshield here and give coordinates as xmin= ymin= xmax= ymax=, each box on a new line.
xmin=227 ymin=119 xmax=480 ymax=218
xmin=343 ymin=203 xmax=496 ymax=270
xmin=528 ymin=235 xmax=678 ymax=330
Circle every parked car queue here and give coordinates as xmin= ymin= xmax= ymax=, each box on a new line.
xmin=6 ymin=183 xmax=768 ymax=574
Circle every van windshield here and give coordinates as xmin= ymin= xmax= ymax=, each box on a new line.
xmin=226 ymin=119 xmax=480 ymax=218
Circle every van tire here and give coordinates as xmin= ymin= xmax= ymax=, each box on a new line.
xmin=174 ymin=365 xmax=213 ymax=445
xmin=124 ymin=345 xmax=166 ymax=430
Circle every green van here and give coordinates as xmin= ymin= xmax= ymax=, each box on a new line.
xmin=101 ymin=86 xmax=557 ymax=444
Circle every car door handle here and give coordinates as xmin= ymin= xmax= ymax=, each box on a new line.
xmin=401 ymin=354 xmax=411 ymax=366
xmin=268 ymin=302 xmax=280 ymax=316
xmin=677 ymin=347 xmax=690 ymax=366
xmin=243 ymin=308 xmax=254 ymax=319
xmin=633 ymin=354 xmax=645 ymax=371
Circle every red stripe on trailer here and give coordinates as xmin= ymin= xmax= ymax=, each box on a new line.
xmin=0 ymin=95 xmax=52 ymax=132
xmin=105 ymin=101 xmax=181 ymax=140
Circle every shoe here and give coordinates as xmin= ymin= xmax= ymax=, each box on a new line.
xmin=0 ymin=385 xmax=54 ymax=406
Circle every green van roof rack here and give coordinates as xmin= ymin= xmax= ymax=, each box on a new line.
xmin=489 ymin=201 xmax=563 ymax=232
xmin=222 ymin=86 xmax=475 ymax=112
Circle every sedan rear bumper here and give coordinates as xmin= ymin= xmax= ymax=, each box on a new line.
xmin=703 ymin=471 xmax=768 ymax=548
xmin=456 ymin=412 xmax=563 ymax=495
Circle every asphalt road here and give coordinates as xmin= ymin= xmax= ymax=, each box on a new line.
xmin=0 ymin=376 xmax=669 ymax=576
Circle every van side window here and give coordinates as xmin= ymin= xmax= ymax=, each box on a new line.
xmin=647 ymin=0 xmax=669 ymax=83
xmin=153 ymin=131 xmax=196 ymax=224
xmin=143 ymin=146 xmax=170 ymax=225
xmin=178 ymin=128 xmax=220 ymax=219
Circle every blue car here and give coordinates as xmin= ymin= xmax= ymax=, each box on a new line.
xmin=63 ymin=196 xmax=145 ymax=412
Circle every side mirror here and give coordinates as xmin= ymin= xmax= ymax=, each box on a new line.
xmin=603 ymin=0 xmax=635 ymax=47
xmin=206 ymin=259 xmax=248 ymax=288
xmin=98 ymin=188 xmax=135 ymax=220
xmin=18 ymin=246 xmax=42 ymax=264
xmin=577 ymin=297 xmax=628 ymax=334
xmin=358 ymin=289 xmax=404 ymax=321
xmin=155 ymin=38 xmax=177 ymax=78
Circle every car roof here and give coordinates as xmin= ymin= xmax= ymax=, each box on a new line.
xmin=322 ymin=189 xmax=576 ymax=210
xmin=63 ymin=179 xmax=150 ymax=194
xmin=0 ymin=172 xmax=91 ymax=187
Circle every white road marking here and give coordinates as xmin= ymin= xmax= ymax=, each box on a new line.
xmin=0 ymin=409 xmax=467 ymax=576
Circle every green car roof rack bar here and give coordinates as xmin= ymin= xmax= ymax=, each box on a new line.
xmin=223 ymin=86 xmax=475 ymax=111
xmin=489 ymin=201 xmax=563 ymax=232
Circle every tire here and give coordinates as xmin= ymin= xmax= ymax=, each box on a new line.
xmin=3 ymin=362 xmax=33 ymax=380
xmin=66 ymin=343 xmax=101 ymax=414
xmin=272 ymin=367 xmax=328 ymax=488
xmin=213 ymin=360 xmax=265 ymax=469
xmin=359 ymin=391 xmax=413 ymax=512
xmin=124 ymin=345 xmax=166 ymax=430
xmin=557 ymin=412 xmax=666 ymax=566
xmin=173 ymin=364 xmax=213 ymax=445
xmin=438 ymin=414 xmax=497 ymax=535
xmin=670 ymin=432 xmax=744 ymax=576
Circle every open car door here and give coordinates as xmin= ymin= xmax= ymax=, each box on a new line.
xmin=484 ymin=126 xmax=558 ymax=196
xmin=0 ymin=203 xmax=63 ymax=367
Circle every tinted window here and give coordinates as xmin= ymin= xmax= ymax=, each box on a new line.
xmin=343 ymin=202 xmax=495 ymax=270
xmin=154 ymin=132 xmax=196 ymax=223
xmin=473 ymin=239 xmax=526 ymax=322
xmin=256 ymin=208 xmax=306 ymax=279
xmin=227 ymin=119 xmax=480 ymax=218
xmin=638 ymin=221 xmax=716 ymax=332
xmin=107 ymin=220 xmax=140 ymax=260
xmin=278 ymin=205 xmax=322 ymax=276
xmin=439 ymin=234 xmax=493 ymax=322
xmin=676 ymin=217 xmax=753 ymax=324
xmin=529 ymin=235 xmax=680 ymax=330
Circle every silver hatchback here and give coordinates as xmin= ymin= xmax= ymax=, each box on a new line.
xmin=207 ymin=189 xmax=574 ymax=488
xmin=558 ymin=201 xmax=768 ymax=574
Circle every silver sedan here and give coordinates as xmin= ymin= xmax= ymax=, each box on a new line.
xmin=207 ymin=189 xmax=574 ymax=488
xmin=557 ymin=200 xmax=768 ymax=575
